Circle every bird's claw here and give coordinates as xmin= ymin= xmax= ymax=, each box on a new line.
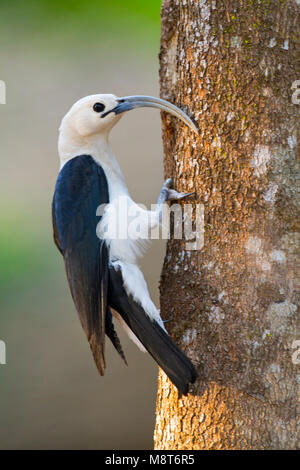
xmin=158 ymin=178 xmax=195 ymax=206
xmin=163 ymin=177 xmax=173 ymax=189
xmin=166 ymin=189 xmax=195 ymax=201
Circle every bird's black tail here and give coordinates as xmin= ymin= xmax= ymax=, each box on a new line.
xmin=108 ymin=267 xmax=197 ymax=395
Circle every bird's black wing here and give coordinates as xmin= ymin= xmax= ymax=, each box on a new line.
xmin=108 ymin=266 xmax=198 ymax=395
xmin=105 ymin=307 xmax=127 ymax=366
xmin=52 ymin=154 xmax=111 ymax=375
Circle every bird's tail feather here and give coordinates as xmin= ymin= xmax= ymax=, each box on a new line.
xmin=132 ymin=311 xmax=198 ymax=395
xmin=108 ymin=267 xmax=197 ymax=395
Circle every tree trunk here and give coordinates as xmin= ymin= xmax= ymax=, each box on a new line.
xmin=154 ymin=0 xmax=299 ymax=450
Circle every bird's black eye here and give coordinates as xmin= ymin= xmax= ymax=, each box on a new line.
xmin=93 ymin=102 xmax=105 ymax=113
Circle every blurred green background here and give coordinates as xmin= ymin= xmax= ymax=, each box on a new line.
xmin=0 ymin=0 xmax=166 ymax=449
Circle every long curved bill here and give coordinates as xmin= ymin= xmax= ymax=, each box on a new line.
xmin=102 ymin=95 xmax=198 ymax=134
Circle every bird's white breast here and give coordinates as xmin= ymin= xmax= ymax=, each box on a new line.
xmin=95 ymin=153 xmax=151 ymax=265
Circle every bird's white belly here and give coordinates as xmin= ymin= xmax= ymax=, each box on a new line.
xmin=97 ymin=195 xmax=150 ymax=264
xmin=95 ymin=159 xmax=164 ymax=329
xmin=95 ymin=160 xmax=146 ymax=262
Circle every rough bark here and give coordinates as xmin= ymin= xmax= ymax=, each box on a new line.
xmin=154 ymin=0 xmax=300 ymax=450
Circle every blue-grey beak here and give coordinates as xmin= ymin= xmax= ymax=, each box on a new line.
xmin=102 ymin=95 xmax=198 ymax=134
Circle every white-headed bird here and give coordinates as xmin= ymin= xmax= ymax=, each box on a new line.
xmin=52 ymin=94 xmax=198 ymax=394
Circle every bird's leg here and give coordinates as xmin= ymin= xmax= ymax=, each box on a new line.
xmin=133 ymin=178 xmax=194 ymax=236
xmin=156 ymin=178 xmax=194 ymax=222
xmin=157 ymin=178 xmax=194 ymax=205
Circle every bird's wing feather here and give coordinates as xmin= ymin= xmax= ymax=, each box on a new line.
xmin=52 ymin=154 xmax=110 ymax=375
xmin=105 ymin=307 xmax=128 ymax=365
xmin=108 ymin=265 xmax=198 ymax=395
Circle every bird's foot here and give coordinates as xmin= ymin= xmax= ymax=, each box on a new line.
xmin=166 ymin=188 xmax=195 ymax=201
xmin=161 ymin=178 xmax=194 ymax=202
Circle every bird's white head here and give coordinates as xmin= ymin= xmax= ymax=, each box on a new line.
xmin=58 ymin=93 xmax=198 ymax=164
